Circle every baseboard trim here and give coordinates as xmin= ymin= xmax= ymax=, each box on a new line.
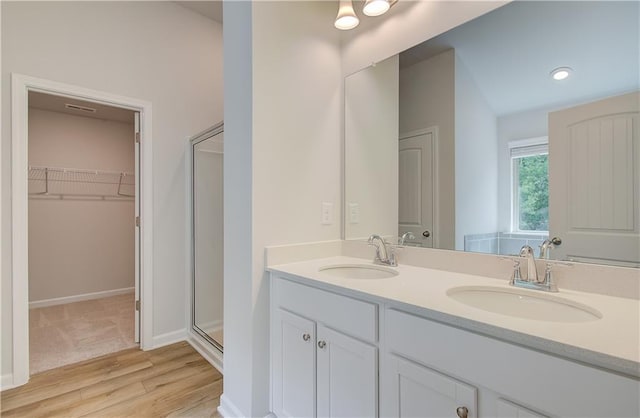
xmin=218 ymin=394 xmax=246 ymax=418
xmin=150 ymin=329 xmax=187 ymax=349
xmin=187 ymin=332 xmax=223 ymax=375
xmin=29 ymin=287 xmax=135 ymax=309
xmin=1 ymin=373 xmax=16 ymax=391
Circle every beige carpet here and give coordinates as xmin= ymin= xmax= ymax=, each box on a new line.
xmin=29 ymin=292 xmax=137 ymax=375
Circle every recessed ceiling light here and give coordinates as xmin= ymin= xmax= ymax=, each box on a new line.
xmin=550 ymin=67 xmax=573 ymax=81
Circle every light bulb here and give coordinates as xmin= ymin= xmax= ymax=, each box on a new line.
xmin=363 ymin=0 xmax=390 ymax=17
xmin=550 ymin=67 xmax=573 ymax=81
xmin=335 ymin=0 xmax=359 ymax=30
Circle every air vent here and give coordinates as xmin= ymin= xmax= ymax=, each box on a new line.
xmin=65 ymin=103 xmax=97 ymax=113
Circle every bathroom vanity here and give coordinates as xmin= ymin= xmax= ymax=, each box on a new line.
xmin=268 ymin=255 xmax=639 ymax=418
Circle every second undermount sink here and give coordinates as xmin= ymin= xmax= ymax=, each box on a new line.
xmin=318 ymin=264 xmax=399 ymax=279
xmin=447 ymin=286 xmax=602 ymax=323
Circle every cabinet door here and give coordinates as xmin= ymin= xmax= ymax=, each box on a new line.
xmin=316 ymin=325 xmax=377 ymax=418
xmin=272 ymin=309 xmax=316 ymax=418
xmin=387 ymin=355 xmax=477 ymax=418
xmin=497 ymin=399 xmax=548 ymax=418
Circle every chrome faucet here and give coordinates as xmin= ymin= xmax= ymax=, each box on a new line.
xmin=510 ymin=245 xmax=558 ymax=292
xmin=539 ymin=237 xmax=561 ymax=259
xmin=368 ymin=234 xmax=397 ymax=267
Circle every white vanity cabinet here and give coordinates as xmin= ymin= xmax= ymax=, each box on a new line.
xmin=383 ymin=308 xmax=639 ymax=418
xmin=271 ymin=277 xmax=378 ymax=418
xmin=269 ymin=271 xmax=639 ymax=418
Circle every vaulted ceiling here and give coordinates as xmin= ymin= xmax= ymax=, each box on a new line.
xmin=401 ymin=1 xmax=639 ymax=116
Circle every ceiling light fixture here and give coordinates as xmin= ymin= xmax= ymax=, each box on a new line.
xmin=335 ymin=0 xmax=359 ymax=30
xmin=550 ymin=67 xmax=573 ymax=81
xmin=335 ymin=0 xmax=398 ymax=30
xmin=363 ymin=0 xmax=390 ymax=17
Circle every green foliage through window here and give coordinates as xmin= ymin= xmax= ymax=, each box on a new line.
xmin=516 ymin=154 xmax=548 ymax=231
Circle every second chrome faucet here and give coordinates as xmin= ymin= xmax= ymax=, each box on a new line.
xmin=367 ymin=234 xmax=398 ymax=267
xmin=511 ymin=245 xmax=558 ymax=292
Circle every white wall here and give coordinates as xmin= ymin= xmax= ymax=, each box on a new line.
xmin=345 ymin=55 xmax=399 ymax=240
xmin=399 ymin=50 xmax=455 ymax=250
xmin=28 ymin=108 xmax=134 ymax=302
xmin=2 ymin=1 xmax=223 ymax=378
xmin=222 ymin=2 xmax=254 ymax=414
xmin=455 ymin=56 xmax=498 ymax=250
xmin=222 ymin=1 xmax=341 ymax=416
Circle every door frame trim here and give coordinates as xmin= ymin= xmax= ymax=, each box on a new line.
xmin=10 ymin=73 xmax=154 ymax=387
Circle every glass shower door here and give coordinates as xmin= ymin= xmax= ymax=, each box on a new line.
xmin=191 ymin=123 xmax=224 ymax=351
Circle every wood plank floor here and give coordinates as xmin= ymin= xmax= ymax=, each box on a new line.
xmin=1 ymin=341 xmax=222 ymax=417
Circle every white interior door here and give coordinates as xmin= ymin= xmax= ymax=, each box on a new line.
xmin=134 ymin=111 xmax=141 ymax=343
xmin=399 ymin=129 xmax=436 ymax=247
xmin=549 ymin=92 xmax=639 ymax=266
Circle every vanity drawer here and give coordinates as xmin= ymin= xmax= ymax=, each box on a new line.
xmin=273 ymin=276 xmax=378 ymax=343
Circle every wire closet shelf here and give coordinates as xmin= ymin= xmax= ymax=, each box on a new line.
xmin=28 ymin=166 xmax=135 ymax=200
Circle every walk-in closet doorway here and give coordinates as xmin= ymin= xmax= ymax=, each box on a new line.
xmin=10 ymin=75 xmax=154 ymax=387
xmin=28 ymin=91 xmax=139 ymax=374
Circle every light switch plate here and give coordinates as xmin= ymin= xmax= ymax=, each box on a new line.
xmin=321 ymin=202 xmax=333 ymax=225
xmin=348 ymin=203 xmax=360 ymax=224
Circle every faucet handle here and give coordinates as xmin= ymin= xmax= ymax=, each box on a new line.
xmin=387 ymin=247 xmax=398 ymax=266
xmin=398 ymin=232 xmax=416 ymax=246
xmin=542 ymin=263 xmax=559 ymax=292
xmin=509 ymin=260 xmax=521 ymax=284
xmin=513 ymin=260 xmax=522 ymax=278
xmin=519 ymin=245 xmax=534 ymax=257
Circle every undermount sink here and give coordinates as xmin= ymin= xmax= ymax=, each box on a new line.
xmin=447 ymin=286 xmax=602 ymax=323
xmin=318 ymin=264 xmax=399 ymax=279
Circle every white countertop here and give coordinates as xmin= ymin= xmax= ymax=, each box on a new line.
xmin=268 ymin=256 xmax=640 ymax=379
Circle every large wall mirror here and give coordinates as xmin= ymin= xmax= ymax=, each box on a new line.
xmin=344 ymin=1 xmax=639 ymax=267
xmin=191 ymin=123 xmax=224 ymax=352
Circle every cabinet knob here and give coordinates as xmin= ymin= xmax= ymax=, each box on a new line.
xmin=422 ymin=230 xmax=431 ymax=238
xmin=317 ymin=340 xmax=326 ymax=349
xmin=302 ymin=333 xmax=311 ymax=342
xmin=456 ymin=406 xmax=468 ymax=418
